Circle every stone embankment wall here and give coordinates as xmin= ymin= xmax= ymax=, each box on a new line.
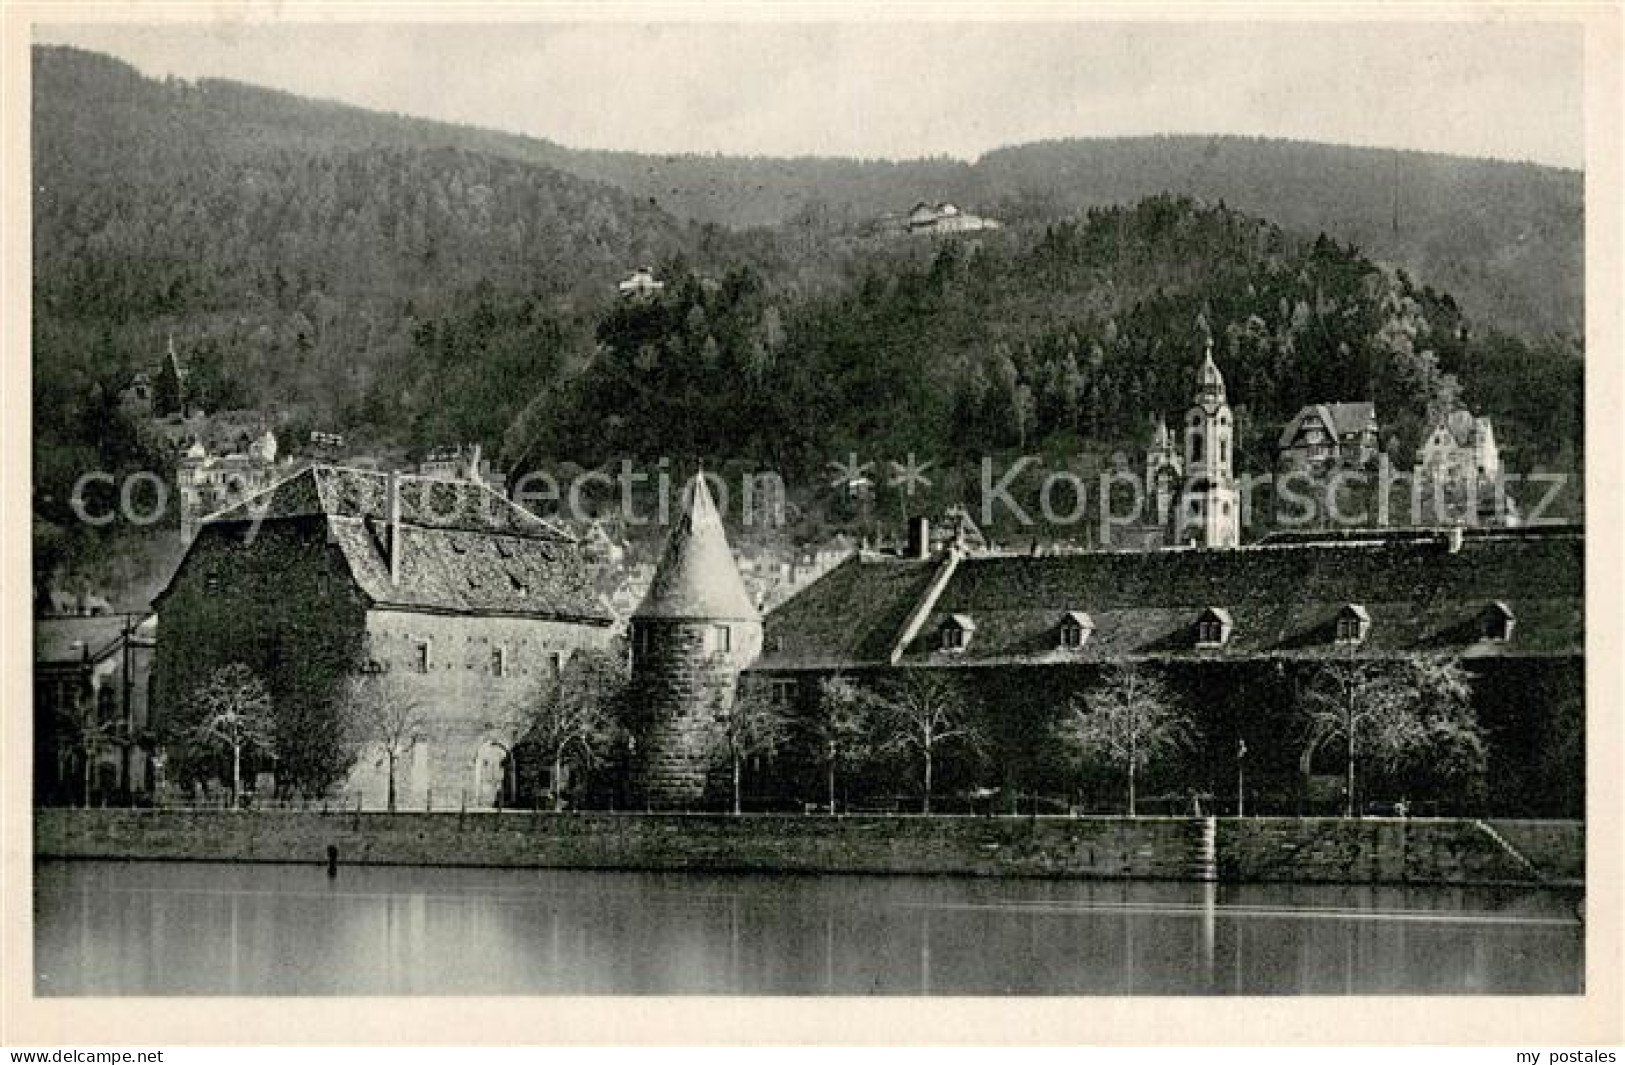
xmin=1217 ymin=817 xmax=1582 ymax=885
xmin=33 ymin=810 xmax=1583 ymax=886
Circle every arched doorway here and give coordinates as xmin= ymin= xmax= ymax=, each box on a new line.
xmin=472 ymin=741 xmax=514 ymax=809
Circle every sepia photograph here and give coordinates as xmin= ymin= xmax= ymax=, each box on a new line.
xmin=3 ymin=2 xmax=1621 ymax=1047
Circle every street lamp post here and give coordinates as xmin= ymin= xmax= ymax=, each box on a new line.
xmin=1236 ymin=738 xmax=1247 ymax=818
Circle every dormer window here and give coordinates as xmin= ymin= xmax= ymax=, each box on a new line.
xmin=1336 ymin=604 xmax=1372 ymax=646
xmin=939 ymin=614 xmax=976 ymax=653
xmin=1483 ymin=601 xmax=1516 ymax=643
xmin=1059 ymin=611 xmax=1094 ymax=650
xmin=1196 ymin=608 xmax=1233 ymax=649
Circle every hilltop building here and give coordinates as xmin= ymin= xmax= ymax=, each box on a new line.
xmin=177 ymin=429 xmax=295 ymax=541
xmin=903 ymin=201 xmax=1002 ymax=235
xmin=152 ymin=466 xmax=614 ymax=808
xmin=118 ymin=372 xmax=154 ymax=418
xmin=418 ymin=443 xmax=506 ymax=490
xmin=617 ymin=267 xmax=665 ymax=299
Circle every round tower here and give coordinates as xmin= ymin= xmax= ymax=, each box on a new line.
xmin=628 ymin=474 xmax=763 ymax=809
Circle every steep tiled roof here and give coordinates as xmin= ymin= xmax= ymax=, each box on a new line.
xmin=752 ymin=527 xmax=1582 ymax=671
xmin=208 ymin=465 xmax=570 ymax=538
xmin=183 ymin=465 xmax=608 ymax=622
xmin=634 ymin=475 xmax=759 ymax=621
xmin=36 ymin=616 xmax=131 ymax=665
xmin=35 ymin=615 xmax=155 ymax=666
xmin=1325 ymin=402 xmax=1377 ymax=436
xmin=1428 ymin=409 xmax=1485 ymax=449
xmin=1278 ymin=402 xmax=1378 ymax=450
xmin=755 ymin=553 xmax=948 ymax=669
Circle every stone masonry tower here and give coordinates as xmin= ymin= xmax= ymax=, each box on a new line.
xmin=1176 ymin=339 xmax=1241 ymax=548
xmin=629 ymin=474 xmax=763 ymax=809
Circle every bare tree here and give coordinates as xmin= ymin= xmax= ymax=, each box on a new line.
xmin=185 ymin=663 xmax=276 ymax=810
xmin=867 ymin=669 xmax=980 ymax=814
xmin=1060 ymin=664 xmax=1191 ymax=817
xmin=813 ymin=674 xmax=870 ymax=814
xmin=706 ymin=674 xmax=791 ymax=815
xmin=342 ymin=671 xmax=429 ymax=812
xmin=518 ymin=649 xmax=625 ymax=810
xmin=1300 ymin=656 xmax=1486 ymax=816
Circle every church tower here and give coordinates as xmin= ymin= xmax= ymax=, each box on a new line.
xmin=629 ymin=474 xmax=763 ymax=809
xmin=1145 ymin=415 xmax=1183 ymax=528
xmin=1176 ymin=339 xmax=1240 ymax=548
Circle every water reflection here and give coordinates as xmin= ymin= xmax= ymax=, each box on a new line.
xmin=34 ymin=861 xmax=1582 ymax=996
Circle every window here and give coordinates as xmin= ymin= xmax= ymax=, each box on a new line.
xmin=770 ymin=679 xmax=796 ymax=706
xmin=1336 ymin=605 xmax=1372 ymax=646
xmin=490 ymin=647 xmax=506 ymax=677
xmin=710 ymin=624 xmax=732 ymax=654
xmin=96 ymin=684 xmax=118 ymax=726
xmin=939 ymin=615 xmax=975 ymax=653
xmin=1190 ymin=430 xmax=1204 ymax=463
xmin=1060 ymin=611 xmax=1093 ymax=650
xmin=1484 ymin=602 xmax=1516 ymax=643
xmin=1196 ymin=609 xmax=1233 ymax=649
xmin=634 ymin=625 xmax=653 ymax=658
xmin=549 ymin=652 xmax=565 ymax=679
xmin=415 ymin=641 xmax=432 ymax=674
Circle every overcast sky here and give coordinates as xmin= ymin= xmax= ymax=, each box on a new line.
xmin=34 ymin=20 xmax=1585 ymax=169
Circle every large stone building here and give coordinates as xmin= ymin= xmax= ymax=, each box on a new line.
xmin=152 ymin=465 xmax=614 ymax=807
xmin=744 ymin=522 xmax=1583 ymax=816
xmin=626 ymin=475 xmax=763 ymax=809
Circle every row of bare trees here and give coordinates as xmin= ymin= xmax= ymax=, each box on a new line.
xmin=155 ymin=651 xmax=1487 ymax=815
xmin=718 ymin=655 xmax=1487 ymax=817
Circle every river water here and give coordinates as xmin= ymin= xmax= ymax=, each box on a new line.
xmin=33 ymin=860 xmax=1582 ymax=995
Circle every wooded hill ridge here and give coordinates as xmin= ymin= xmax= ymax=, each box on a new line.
xmin=30 ymin=46 xmax=1585 ymax=608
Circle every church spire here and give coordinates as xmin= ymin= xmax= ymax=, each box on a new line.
xmin=1195 ymin=337 xmax=1226 ymax=410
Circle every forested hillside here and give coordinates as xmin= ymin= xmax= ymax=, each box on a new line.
xmin=525 ymin=197 xmax=1581 ymax=513
xmin=31 ymin=46 xmax=1584 ymax=606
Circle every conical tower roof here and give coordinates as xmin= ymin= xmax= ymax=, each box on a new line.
xmin=634 ymin=474 xmax=759 ymax=621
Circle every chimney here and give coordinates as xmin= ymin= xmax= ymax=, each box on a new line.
xmin=388 ymin=471 xmax=404 ymax=584
xmin=906 ymin=516 xmax=931 ymax=560
xmin=465 ymin=443 xmax=482 ymax=483
xmin=1445 ymin=526 xmax=1465 ymax=554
